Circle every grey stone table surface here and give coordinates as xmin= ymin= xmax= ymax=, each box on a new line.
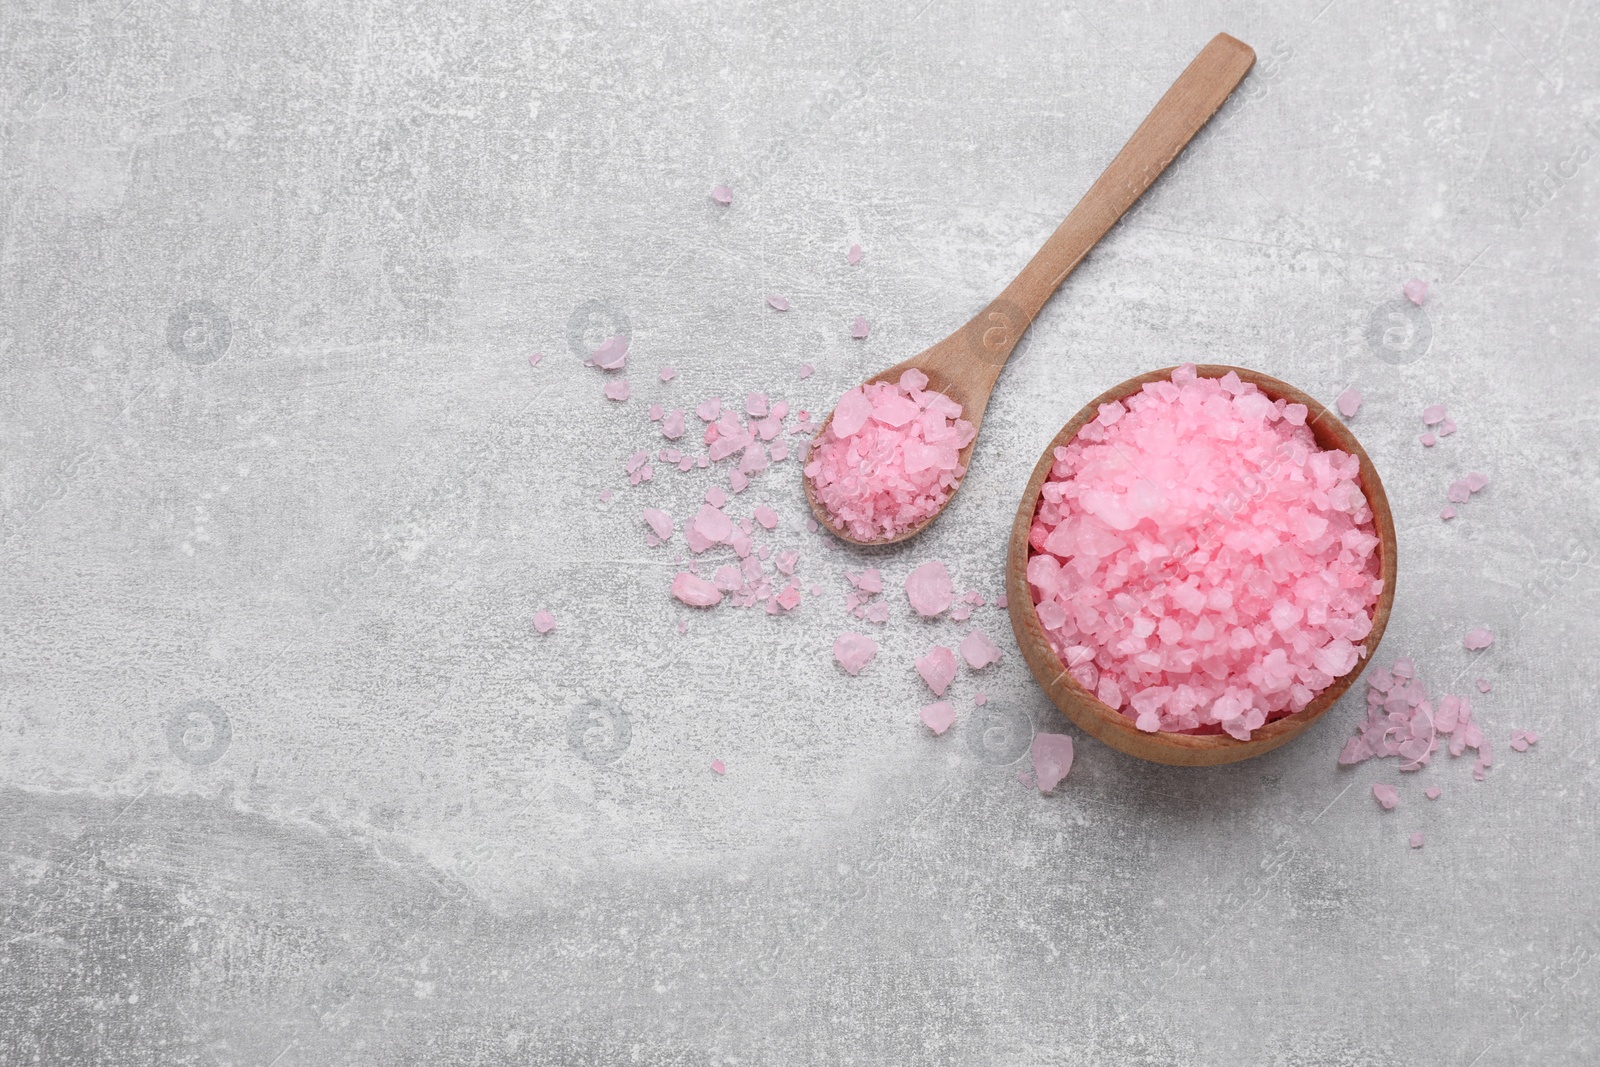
xmin=2 ymin=0 xmax=1597 ymax=1063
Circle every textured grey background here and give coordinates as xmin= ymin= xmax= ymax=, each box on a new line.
xmin=2 ymin=0 xmax=1597 ymax=1063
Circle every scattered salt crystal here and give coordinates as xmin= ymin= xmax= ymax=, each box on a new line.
xmin=1403 ymin=279 xmax=1429 ymax=306
xmin=850 ymin=316 xmax=870 ymax=339
xmin=711 ymin=759 xmax=726 ymax=775
xmin=642 ymin=508 xmax=674 ymax=541
xmin=916 ymin=645 xmax=958 ymax=696
xmin=805 ymin=517 xmax=818 ymax=532
xmin=974 ymin=691 xmax=987 ymax=706
xmin=1476 ymin=677 xmax=1491 ymax=693
xmin=919 ymin=701 xmax=956 ymax=735
xmin=1372 ymin=783 xmax=1400 ymax=810
xmin=1409 ymin=832 xmax=1424 ymax=849
xmin=746 ymin=392 xmax=769 ymax=417
xmin=591 ymin=336 xmax=629 ymax=370
xmin=904 ymin=561 xmax=954 ymax=616
xmin=604 ymin=379 xmax=631 ymax=402
xmin=1420 ymin=433 xmax=1437 ymax=447
xmin=598 ymin=489 xmax=613 ymax=503
xmin=1463 ymin=627 xmax=1495 ymax=651
xmin=1438 ymin=417 xmax=1457 ymax=436
xmin=671 ymin=572 xmax=723 ymax=607
xmin=1422 ymin=403 xmax=1447 ymax=426
xmin=959 ymin=630 xmax=1003 ymax=670
xmin=710 ymin=184 xmax=732 ymax=205
xmin=533 ymin=611 xmax=556 ymax=634
xmin=1465 ymin=471 xmax=1488 ymax=492
xmin=1440 ymin=506 xmax=1456 ymax=521
xmin=649 ymin=404 xmax=664 ymax=421
xmin=833 ymin=632 xmax=878 ymax=675
xmin=766 ymin=295 xmax=790 ymax=312
xmin=774 ymin=550 xmax=797 ymax=575
xmin=1031 ymin=734 xmax=1075 ymax=793
xmin=799 ymin=363 xmax=814 ymax=380
xmin=659 ymin=365 xmax=677 ymax=382
xmin=696 ymin=397 xmax=721 ymax=422
xmin=1525 ymin=731 xmax=1540 ymax=745
xmin=1510 ymin=733 xmax=1528 ymax=753
xmin=995 ymin=594 xmax=1008 ymax=609
xmin=752 ymin=505 xmax=778 ymax=530
xmin=1426 ymin=785 xmax=1441 ymax=799
xmin=1447 ymin=479 xmax=1471 ymax=504
xmin=847 ymin=243 xmax=863 ymax=265
xmin=528 ymin=352 xmax=543 ymax=368
xmin=1337 ymin=386 xmax=1362 ymax=418
xmin=661 ymin=410 xmax=686 ymax=440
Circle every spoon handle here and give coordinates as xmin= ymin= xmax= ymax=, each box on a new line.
xmin=993 ymin=33 xmax=1255 ymax=334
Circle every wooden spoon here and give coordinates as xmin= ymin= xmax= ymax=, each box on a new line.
xmin=805 ymin=33 xmax=1257 ymax=545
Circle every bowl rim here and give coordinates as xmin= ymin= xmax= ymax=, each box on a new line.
xmin=1005 ymin=364 xmax=1398 ymax=767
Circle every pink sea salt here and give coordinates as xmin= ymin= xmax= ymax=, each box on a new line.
xmin=659 ymin=365 xmax=677 ymax=382
xmin=850 ymin=316 xmax=870 ymax=339
xmin=598 ymin=489 xmax=613 ymax=503
xmin=1440 ymin=506 xmax=1456 ymax=521
xmin=767 ymin=295 xmax=790 ymax=312
xmin=1426 ymin=785 xmax=1441 ymax=799
xmin=959 ymin=630 xmax=1002 ymax=670
xmin=533 ymin=611 xmax=556 ymax=634
xmin=799 ymin=363 xmax=814 ymax=380
xmin=1337 ymin=386 xmax=1362 ymax=418
xmin=710 ymin=183 xmax=732 ymax=205
xmin=833 ymin=632 xmax=878 ymax=675
xmin=916 ymin=645 xmax=958 ymax=696
xmin=711 ymin=759 xmax=726 ymax=775
xmin=604 ymin=379 xmax=631 ymax=402
xmin=1422 ymin=403 xmax=1447 ymax=426
xmin=672 ymin=572 xmax=723 ymax=607
xmin=1476 ymin=677 xmax=1491 ymax=693
xmin=1463 ymin=627 xmax=1495 ymax=651
xmin=805 ymin=372 xmax=974 ymax=541
xmin=1031 ymin=733 xmax=1075 ymax=793
xmin=528 ymin=352 xmax=543 ymax=368
xmin=904 ymin=560 xmax=954 ymax=616
xmin=591 ymin=336 xmax=628 ymax=370
xmin=662 ymin=410 xmax=686 ymax=440
xmin=1409 ymin=832 xmax=1424 ymax=849
xmin=1403 ymin=279 xmax=1429 ymax=306
xmin=1439 ymin=418 xmax=1457 ymax=437
xmin=974 ymin=691 xmax=988 ymax=706
xmin=1420 ymin=432 xmax=1437 ymax=447
xmin=1465 ymin=471 xmax=1488 ymax=492
xmin=1373 ymin=783 xmax=1399 ymax=810
xmin=752 ymin=505 xmax=778 ymax=530
xmin=642 ymin=508 xmax=674 ymax=541
xmin=848 ymin=243 xmax=863 ymax=265
xmin=1026 ymin=366 xmax=1381 ymax=740
xmin=919 ymin=701 xmax=956 ymax=735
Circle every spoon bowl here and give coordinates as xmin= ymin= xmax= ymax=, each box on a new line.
xmin=1005 ymin=366 xmax=1398 ymax=766
xmin=805 ymin=33 xmax=1258 ymax=545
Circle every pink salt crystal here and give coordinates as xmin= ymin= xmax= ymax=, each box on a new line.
xmin=775 ymin=550 xmax=798 ymax=576
xmin=1510 ymin=734 xmax=1528 ymax=753
xmin=704 ymin=486 xmax=728 ymax=507
xmin=604 ymin=379 xmax=631 ymax=401
xmin=676 ymin=620 xmax=688 ymax=634
xmin=671 ymin=572 xmax=723 ymax=607
xmin=766 ymin=295 xmax=790 ymax=312
xmin=1438 ymin=418 xmax=1457 ymax=437
xmin=591 ymin=336 xmax=629 ymax=370
xmin=833 ymin=632 xmax=878 ymax=676
xmin=642 ymin=508 xmax=674 ymax=541
xmin=1409 ymin=832 xmax=1424 ymax=849
xmin=746 ymin=392 xmax=769 ymax=417
xmin=853 ymin=569 xmax=883 ymax=594
xmin=1463 ymin=627 xmax=1495 ymax=651
xmin=1465 ymin=471 xmax=1488 ymax=492
xmin=864 ymin=602 xmax=889 ymax=624
xmin=1447 ymin=479 xmax=1471 ymax=504
xmin=1426 ymin=785 xmax=1441 ymax=799
xmin=1440 ymin=506 xmax=1457 ymax=521
xmin=850 ymin=316 xmax=870 ymax=339
xmin=810 ymin=584 xmax=822 ymax=596
xmin=696 ymin=397 xmax=721 ymax=422
xmin=918 ymin=701 xmax=956 ymax=735
xmin=649 ymin=404 xmax=665 ymax=422
xmin=805 ymin=517 xmax=818 ymax=532
xmin=1403 ymin=279 xmax=1429 ymax=306
xmin=1420 ymin=432 xmax=1437 ymax=447
xmin=830 ymin=388 xmax=873 ymax=437
xmin=1372 ymin=783 xmax=1400 ymax=810
xmin=847 ymin=243 xmax=863 ymax=265
xmin=1031 ymin=734 xmax=1075 ymax=793
xmin=659 ymin=365 xmax=676 ymax=382
xmin=1337 ymin=386 xmax=1362 ymax=418
xmin=1525 ymin=731 xmax=1539 ymax=745
xmin=959 ymin=630 xmax=1002 ymax=670
xmin=774 ymin=583 xmax=802 ymax=611
xmin=974 ymin=691 xmax=987 ymax=706
xmin=528 ymin=351 xmax=543 ymax=368
xmin=710 ymin=183 xmax=732 ymax=205
xmin=598 ymin=489 xmax=613 ymax=503
xmin=753 ymin=505 xmax=778 ymax=530
xmin=729 ymin=469 xmax=749 ymax=493
xmin=951 ymin=605 xmax=972 ymax=622
xmin=915 ymin=645 xmax=958 ymax=696
xmin=1476 ymin=677 xmax=1491 ymax=693
xmin=533 ymin=611 xmax=556 ymax=634
xmin=904 ymin=561 xmax=954 ymax=616
xmin=995 ymin=595 xmax=1008 ymax=609
xmin=799 ymin=363 xmax=814 ymax=380
xmin=711 ymin=759 xmax=726 ymax=775
xmin=1422 ymin=403 xmax=1447 ymax=426
xmin=662 ymin=409 xmax=686 ymax=440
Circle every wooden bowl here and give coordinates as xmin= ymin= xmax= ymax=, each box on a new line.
xmin=1005 ymin=365 xmax=1398 ymax=766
